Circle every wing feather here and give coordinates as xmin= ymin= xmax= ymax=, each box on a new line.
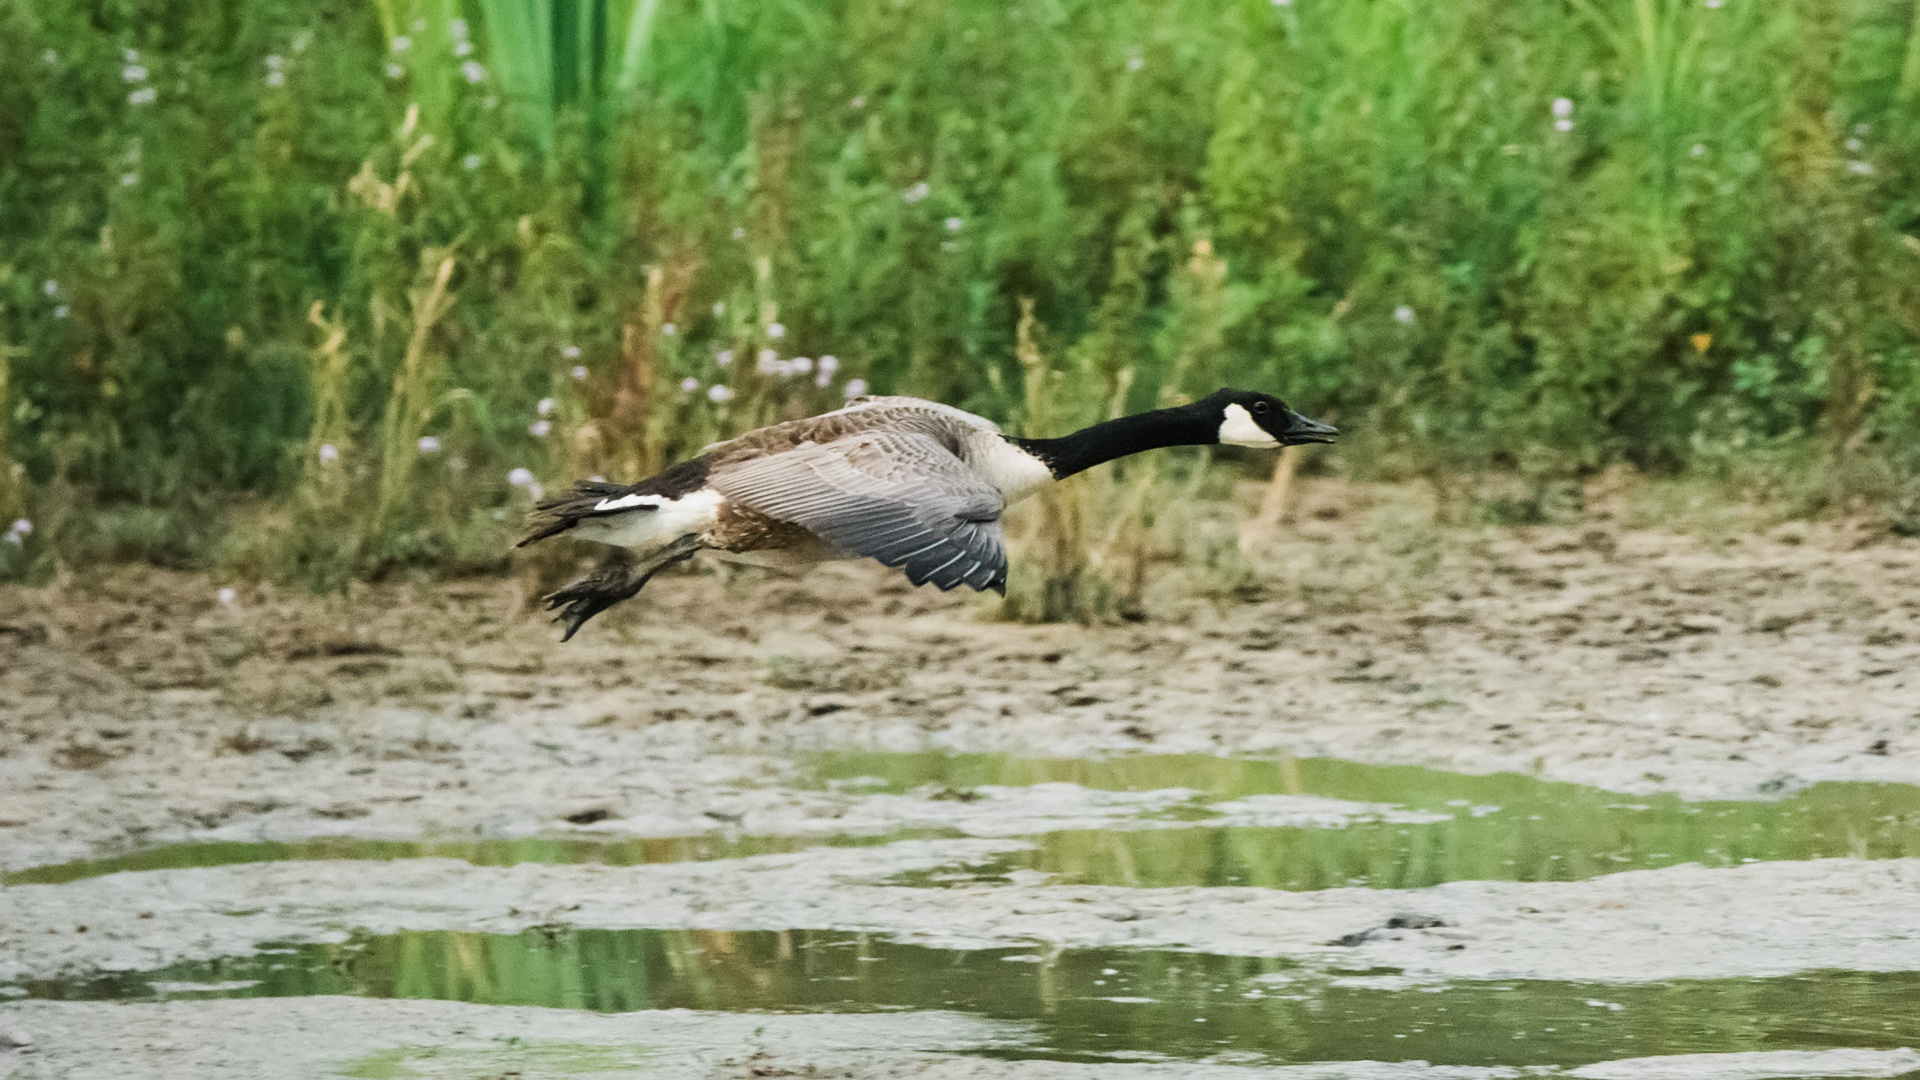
xmin=710 ymin=431 xmax=1008 ymax=594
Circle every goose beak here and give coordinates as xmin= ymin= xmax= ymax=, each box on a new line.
xmin=1282 ymin=412 xmax=1339 ymax=445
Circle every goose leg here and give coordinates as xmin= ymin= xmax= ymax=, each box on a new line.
xmin=544 ymin=534 xmax=703 ymax=641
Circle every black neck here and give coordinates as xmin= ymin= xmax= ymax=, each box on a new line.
xmin=1012 ymin=404 xmax=1216 ymax=480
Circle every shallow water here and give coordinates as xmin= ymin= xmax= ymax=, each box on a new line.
xmin=13 ymin=753 xmax=1918 ymax=892
xmin=22 ymin=927 xmax=1920 ymax=1068
xmin=817 ymin=752 xmax=1920 ymax=889
xmin=0 ymin=830 xmax=955 ymax=887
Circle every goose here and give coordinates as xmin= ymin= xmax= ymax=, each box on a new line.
xmin=518 ymin=388 xmax=1336 ymax=639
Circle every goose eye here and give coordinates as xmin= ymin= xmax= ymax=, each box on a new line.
xmin=1252 ymin=401 xmax=1270 ymax=414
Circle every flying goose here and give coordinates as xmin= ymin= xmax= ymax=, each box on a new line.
xmin=519 ymin=388 xmax=1336 ymax=639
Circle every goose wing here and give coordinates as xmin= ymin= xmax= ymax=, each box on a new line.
xmin=710 ymin=431 xmax=1008 ymax=593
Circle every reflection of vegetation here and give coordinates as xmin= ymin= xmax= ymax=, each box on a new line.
xmin=0 ymin=829 xmax=963 ymax=887
xmin=13 ymin=753 xmax=1918 ymax=891
xmin=817 ymin=751 xmax=1920 ymax=889
xmin=24 ymin=929 xmax=1920 ymax=1068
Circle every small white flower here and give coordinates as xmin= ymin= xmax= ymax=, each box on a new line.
xmin=850 ymin=95 xmax=867 ymax=109
xmin=570 ymin=365 xmax=588 ymax=380
xmin=266 ymin=54 xmax=285 ymax=71
xmin=680 ymin=376 xmax=701 ymax=392
xmin=815 ymin=371 xmax=832 ymax=388
xmin=1393 ymin=305 xmax=1415 ymax=325
xmin=2 ymin=532 xmax=18 ymax=546
xmin=757 ymin=348 xmax=780 ymax=373
xmin=123 ymin=64 xmax=148 ymax=82
xmin=217 ymin=587 xmax=238 ymax=608
xmin=43 ymin=280 xmax=57 ymax=296
xmin=713 ymin=301 xmax=726 ymax=317
xmin=454 ymin=40 xmax=473 ymax=58
xmin=1855 ymin=122 xmax=1872 ymax=135
xmin=9 ymin=519 xmax=30 ymax=537
xmin=460 ymin=61 xmax=486 ymax=84
xmin=766 ymin=322 xmax=786 ymax=340
xmin=789 ymin=356 xmax=813 ymax=375
xmin=1271 ymin=0 xmax=1291 ymax=6
xmin=508 ymin=467 xmax=535 ymax=486
xmin=1691 ymin=143 xmax=1706 ymax=157
xmin=528 ymin=482 xmax=543 ymax=500
xmin=319 ymin=443 xmax=340 ymax=464
xmin=529 ymin=420 xmax=552 ymax=437
xmin=412 ymin=17 xmax=426 ymax=31
xmin=1848 ymin=160 xmax=1874 ymax=175
xmin=124 ymin=48 xmax=140 ymax=63
xmin=129 ymin=87 xmax=156 ymax=105
xmin=537 ymin=397 xmax=555 ymax=416
xmin=53 ymin=305 xmax=69 ymax=319
xmin=731 ymin=227 xmax=747 ymax=240
xmin=1554 ymin=118 xmax=1574 ymax=132
xmin=385 ymin=63 xmax=404 ymax=80
xmin=1552 ymin=97 xmax=1573 ymax=118
xmin=1126 ymin=54 xmax=1144 ymax=72
xmin=562 ymin=344 xmax=581 ymax=359
xmin=945 ymin=217 xmax=964 ymax=232
xmin=1704 ymin=0 xmax=1722 ymax=7
xmin=661 ymin=322 xmax=676 ymax=336
xmin=707 ymin=383 xmax=735 ymax=403
xmin=391 ymin=35 xmax=412 ymax=52
xmin=817 ymin=355 xmax=839 ymax=376
xmin=121 ymin=173 xmax=139 ymax=186
xmin=44 ymin=50 xmax=58 ymax=65
xmin=451 ymin=17 xmax=470 ymax=39
xmin=1845 ymin=137 xmax=1863 ymax=153
xmin=903 ymin=182 xmax=930 ymax=204
xmin=843 ymin=379 xmax=869 ymax=399
xmin=715 ymin=349 xmax=734 ymax=368
xmin=462 ymin=153 xmax=481 ymax=171
xmin=266 ymin=70 xmax=285 ymax=87
xmin=417 ymin=436 xmax=441 ymax=453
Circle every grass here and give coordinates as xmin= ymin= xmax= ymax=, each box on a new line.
xmin=2 ymin=0 xmax=1920 ymax=597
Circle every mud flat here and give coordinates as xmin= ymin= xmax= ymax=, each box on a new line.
xmin=4 ymin=480 xmax=1920 ymax=1077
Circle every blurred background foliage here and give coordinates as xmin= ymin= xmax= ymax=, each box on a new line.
xmin=3 ymin=0 xmax=1920 ymax=589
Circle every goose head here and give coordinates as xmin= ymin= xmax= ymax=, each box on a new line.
xmin=1201 ymin=389 xmax=1339 ymax=449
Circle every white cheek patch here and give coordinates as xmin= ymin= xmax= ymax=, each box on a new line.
xmin=1218 ymin=403 xmax=1280 ymax=448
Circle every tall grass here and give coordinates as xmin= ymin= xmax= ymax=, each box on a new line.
xmin=3 ymin=0 xmax=1920 ymax=590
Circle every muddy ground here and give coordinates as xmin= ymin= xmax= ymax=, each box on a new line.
xmin=3 ymin=476 xmax=1919 ymax=1076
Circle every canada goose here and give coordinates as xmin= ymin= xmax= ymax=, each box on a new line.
xmin=519 ymin=388 xmax=1336 ymax=639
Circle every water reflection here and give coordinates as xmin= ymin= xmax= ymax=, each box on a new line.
xmin=11 ymin=752 xmax=1918 ymax=892
xmin=815 ymin=752 xmax=1920 ymax=889
xmin=23 ymin=928 xmax=1920 ymax=1068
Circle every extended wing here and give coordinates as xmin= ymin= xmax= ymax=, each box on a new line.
xmin=710 ymin=431 xmax=1007 ymax=593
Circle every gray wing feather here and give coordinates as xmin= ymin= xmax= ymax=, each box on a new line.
xmin=710 ymin=431 xmax=1009 ymax=594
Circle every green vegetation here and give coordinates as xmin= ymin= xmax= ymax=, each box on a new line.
xmin=4 ymin=0 xmax=1920 ymax=588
